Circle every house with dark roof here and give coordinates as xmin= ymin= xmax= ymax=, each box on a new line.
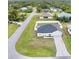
xmin=34 ymin=21 xmax=62 ymax=38
xmin=50 ymin=7 xmax=62 ymax=12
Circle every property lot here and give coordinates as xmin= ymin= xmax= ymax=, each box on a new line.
xmin=16 ymin=16 xmax=56 ymax=57
xmin=8 ymin=23 xmax=19 ymax=38
xmin=15 ymin=15 xmax=71 ymax=56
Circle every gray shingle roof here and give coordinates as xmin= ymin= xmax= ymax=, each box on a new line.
xmin=37 ymin=24 xmax=59 ymax=33
xmin=58 ymin=12 xmax=71 ymax=18
xmin=41 ymin=12 xmax=52 ymax=17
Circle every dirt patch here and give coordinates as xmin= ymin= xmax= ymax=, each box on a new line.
xmin=28 ymin=38 xmax=54 ymax=48
xmin=28 ymin=38 xmax=54 ymax=49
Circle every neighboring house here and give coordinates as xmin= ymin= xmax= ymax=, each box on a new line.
xmin=50 ymin=7 xmax=62 ymax=12
xmin=20 ymin=7 xmax=28 ymax=11
xmin=8 ymin=21 xmax=22 ymax=26
xmin=34 ymin=21 xmax=62 ymax=38
xmin=42 ymin=9 xmax=50 ymax=12
xmin=40 ymin=12 xmax=53 ymax=19
xmin=58 ymin=12 xmax=71 ymax=19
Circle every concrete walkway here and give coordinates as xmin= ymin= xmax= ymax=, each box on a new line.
xmin=53 ymin=31 xmax=70 ymax=56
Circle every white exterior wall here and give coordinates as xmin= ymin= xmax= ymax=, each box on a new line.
xmin=48 ymin=17 xmax=52 ymax=19
xmin=37 ymin=31 xmax=62 ymax=37
xmin=40 ymin=17 xmax=52 ymax=19
xmin=50 ymin=8 xmax=57 ymax=12
xmin=40 ymin=17 xmax=43 ymax=19
xmin=37 ymin=33 xmax=50 ymax=37
xmin=37 ymin=33 xmax=43 ymax=37
xmin=53 ymin=9 xmax=57 ymax=12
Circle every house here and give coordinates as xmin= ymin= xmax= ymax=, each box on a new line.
xmin=50 ymin=7 xmax=57 ymax=12
xmin=20 ymin=7 xmax=28 ymax=11
xmin=58 ymin=12 xmax=71 ymax=19
xmin=8 ymin=21 xmax=22 ymax=26
xmin=42 ymin=9 xmax=50 ymax=12
xmin=34 ymin=21 xmax=62 ymax=38
xmin=40 ymin=12 xmax=53 ymax=19
xmin=50 ymin=7 xmax=62 ymax=12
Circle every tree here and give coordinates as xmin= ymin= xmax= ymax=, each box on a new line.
xmin=53 ymin=14 xmax=58 ymax=20
xmin=37 ymin=7 xmax=42 ymax=13
xmin=8 ymin=9 xmax=19 ymax=21
xmin=57 ymin=16 xmax=70 ymax=22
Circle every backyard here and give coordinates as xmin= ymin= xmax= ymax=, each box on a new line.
xmin=16 ymin=16 xmax=56 ymax=57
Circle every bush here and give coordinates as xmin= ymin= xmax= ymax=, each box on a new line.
xmin=37 ymin=7 xmax=42 ymax=13
xmin=57 ymin=17 xmax=71 ymax=22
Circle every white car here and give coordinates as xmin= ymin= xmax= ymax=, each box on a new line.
xmin=68 ymin=25 xmax=71 ymax=35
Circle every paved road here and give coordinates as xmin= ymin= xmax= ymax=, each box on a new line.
xmin=8 ymin=10 xmax=37 ymax=59
xmin=53 ymin=31 xmax=70 ymax=56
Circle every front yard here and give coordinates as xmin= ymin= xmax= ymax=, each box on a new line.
xmin=15 ymin=13 xmax=71 ymax=57
xmin=16 ymin=16 xmax=56 ymax=57
xmin=8 ymin=23 xmax=19 ymax=38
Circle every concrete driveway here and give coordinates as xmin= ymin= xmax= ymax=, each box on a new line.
xmin=53 ymin=31 xmax=70 ymax=56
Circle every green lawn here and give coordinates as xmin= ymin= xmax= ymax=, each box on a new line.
xmin=8 ymin=23 xmax=19 ymax=38
xmin=16 ymin=16 xmax=56 ymax=57
xmin=62 ymin=22 xmax=71 ymax=54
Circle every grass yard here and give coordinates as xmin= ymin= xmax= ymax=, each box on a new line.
xmin=62 ymin=22 xmax=71 ymax=54
xmin=8 ymin=23 xmax=19 ymax=38
xmin=16 ymin=16 xmax=56 ymax=57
